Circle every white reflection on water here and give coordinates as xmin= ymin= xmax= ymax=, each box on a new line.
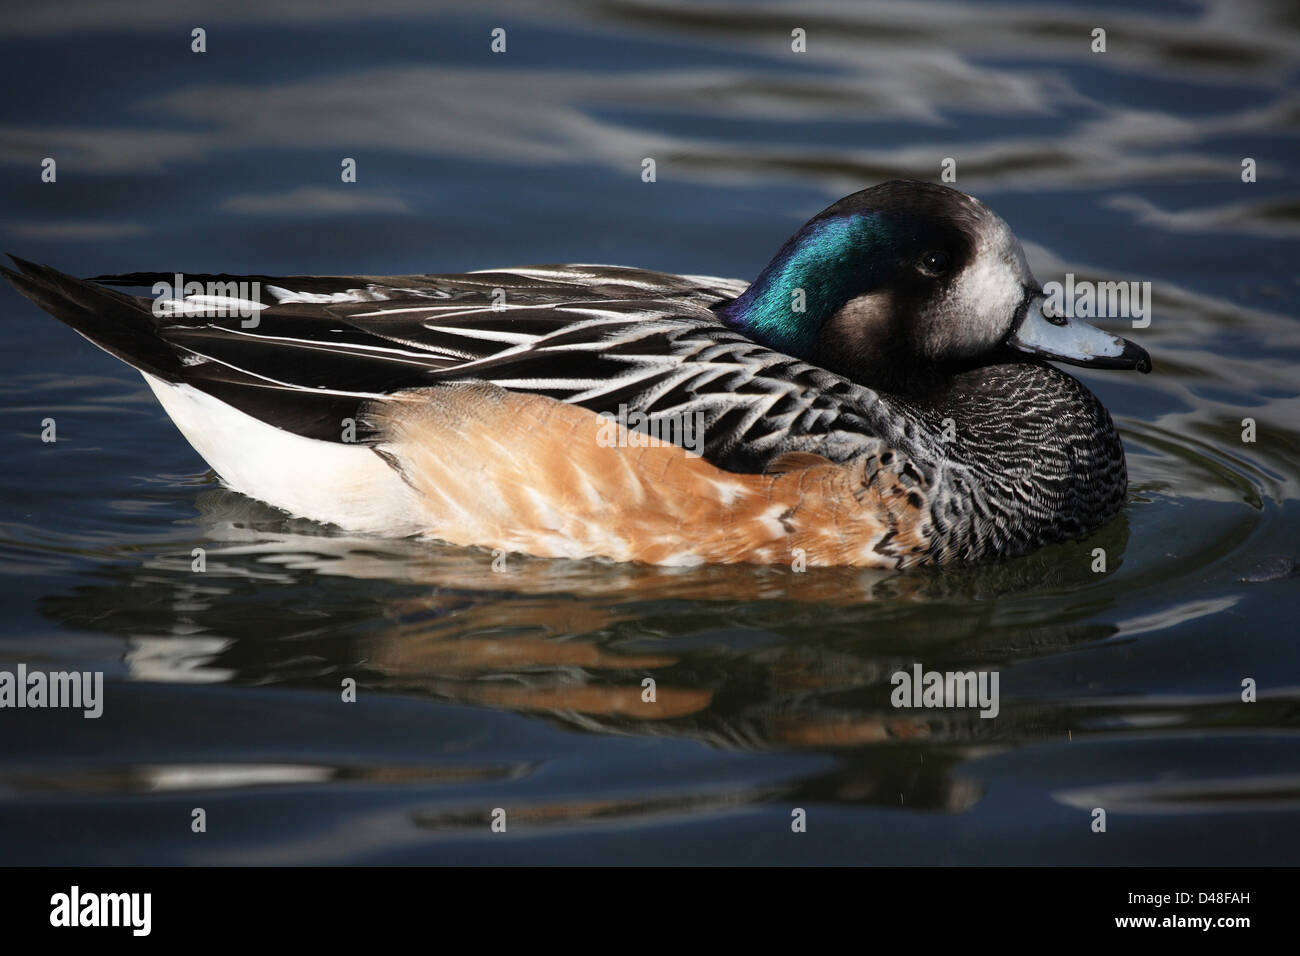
xmin=1110 ymin=596 xmax=1239 ymax=638
xmin=1055 ymin=772 xmax=1300 ymax=814
xmin=141 ymin=762 xmax=333 ymax=791
xmin=125 ymin=635 xmax=235 ymax=683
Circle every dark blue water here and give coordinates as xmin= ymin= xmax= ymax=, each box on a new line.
xmin=1 ymin=0 xmax=1298 ymax=864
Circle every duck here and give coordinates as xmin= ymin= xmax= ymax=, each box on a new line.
xmin=2 ymin=180 xmax=1150 ymax=569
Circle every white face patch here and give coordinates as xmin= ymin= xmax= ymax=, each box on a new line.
xmin=927 ymin=202 xmax=1037 ymax=360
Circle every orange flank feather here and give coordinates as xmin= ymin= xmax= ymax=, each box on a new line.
xmin=370 ymin=384 xmax=933 ymax=568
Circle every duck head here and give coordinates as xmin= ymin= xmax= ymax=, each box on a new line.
xmin=714 ymin=180 xmax=1150 ymax=393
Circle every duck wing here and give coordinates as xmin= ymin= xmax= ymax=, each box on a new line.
xmin=7 ymin=259 xmax=898 ymax=474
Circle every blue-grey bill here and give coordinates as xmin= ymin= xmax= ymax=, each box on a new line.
xmin=1007 ymin=295 xmax=1151 ymax=372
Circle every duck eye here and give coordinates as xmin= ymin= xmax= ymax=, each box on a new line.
xmin=918 ymin=250 xmax=951 ymax=277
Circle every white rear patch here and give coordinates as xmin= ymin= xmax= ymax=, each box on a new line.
xmin=141 ymin=373 xmax=425 ymax=535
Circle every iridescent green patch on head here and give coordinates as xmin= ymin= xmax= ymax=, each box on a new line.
xmin=719 ymin=214 xmax=898 ymax=355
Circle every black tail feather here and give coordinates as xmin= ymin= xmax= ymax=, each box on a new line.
xmin=3 ymin=257 xmax=379 ymax=442
xmin=2 ymin=256 xmax=184 ymax=380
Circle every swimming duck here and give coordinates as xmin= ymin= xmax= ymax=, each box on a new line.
xmin=3 ymin=181 xmax=1149 ymax=568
